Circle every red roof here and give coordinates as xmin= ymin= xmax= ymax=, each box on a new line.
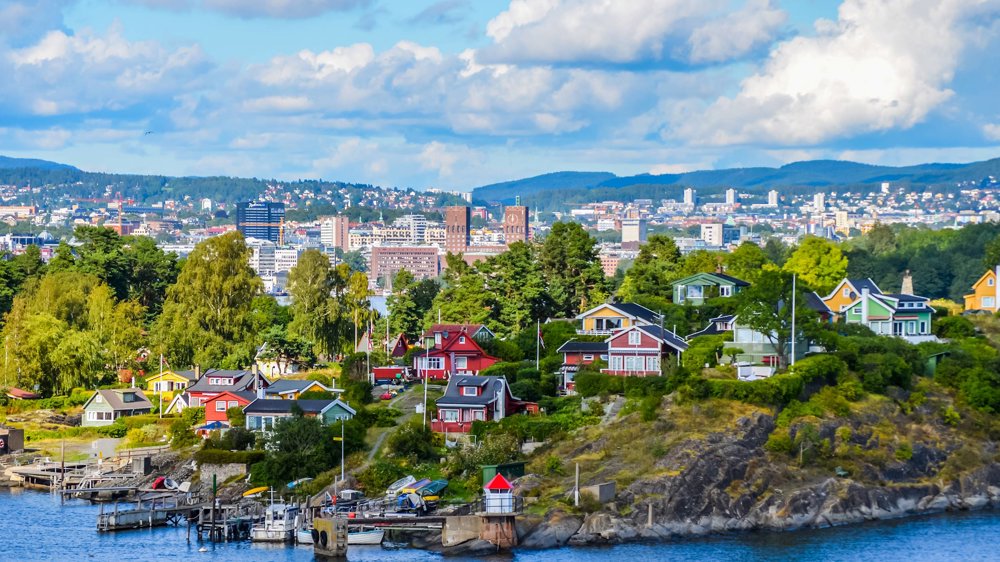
xmin=422 ymin=324 xmax=485 ymax=338
xmin=484 ymin=473 xmax=513 ymax=491
xmin=6 ymin=387 xmax=40 ymax=400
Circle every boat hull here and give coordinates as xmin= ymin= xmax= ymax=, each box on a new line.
xmin=348 ymin=529 xmax=384 ymax=545
xmin=251 ymin=528 xmax=294 ymax=543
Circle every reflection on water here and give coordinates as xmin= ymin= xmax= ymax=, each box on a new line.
xmin=2 ymin=488 xmax=997 ymax=562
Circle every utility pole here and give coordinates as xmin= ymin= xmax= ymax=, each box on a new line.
xmin=535 ymin=319 xmax=540 ymax=371
xmin=790 ymin=274 xmax=797 ymax=368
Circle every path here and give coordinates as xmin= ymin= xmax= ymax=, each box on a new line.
xmin=365 ymin=384 xmax=441 ymax=463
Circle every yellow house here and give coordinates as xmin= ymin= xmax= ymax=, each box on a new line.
xmin=576 ymin=302 xmax=661 ymax=335
xmin=263 ymin=379 xmax=335 ymax=400
xmin=965 ymin=267 xmax=1000 ymax=312
xmin=144 ymin=369 xmax=197 ymax=397
xmin=821 ymin=278 xmax=883 ymax=318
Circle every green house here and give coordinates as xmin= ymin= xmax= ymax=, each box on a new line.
xmin=672 ymin=272 xmax=749 ymax=305
xmin=82 ymin=389 xmax=153 ymax=427
xmin=842 ymin=289 xmax=935 ymax=343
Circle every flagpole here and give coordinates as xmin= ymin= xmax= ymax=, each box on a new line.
xmin=535 ymin=319 xmax=540 ymax=371
xmin=158 ymin=353 xmax=163 ymax=419
xmin=790 ymin=274 xmax=797 ymax=368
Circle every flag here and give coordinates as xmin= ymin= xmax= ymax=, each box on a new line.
xmin=538 ymin=323 xmax=545 ymax=349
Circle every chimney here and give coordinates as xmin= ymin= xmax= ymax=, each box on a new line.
xmin=861 ymin=288 xmax=869 ymax=324
xmin=901 ymin=270 xmax=914 ymax=296
xmin=194 ymin=364 xmax=201 ymax=379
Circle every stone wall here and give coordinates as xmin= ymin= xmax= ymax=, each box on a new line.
xmin=199 ymin=463 xmax=246 ymax=486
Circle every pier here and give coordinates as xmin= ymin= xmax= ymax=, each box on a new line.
xmin=97 ymin=495 xmax=202 ymax=532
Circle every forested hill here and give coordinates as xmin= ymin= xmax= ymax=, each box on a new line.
xmin=0 ymin=156 xmax=77 ymax=171
xmin=472 ymin=157 xmax=1000 ymax=206
xmin=0 ymin=157 xmax=465 ymax=212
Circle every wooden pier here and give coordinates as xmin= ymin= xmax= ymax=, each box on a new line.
xmin=195 ymin=503 xmax=264 ymax=542
xmin=97 ymin=495 xmax=201 ymax=532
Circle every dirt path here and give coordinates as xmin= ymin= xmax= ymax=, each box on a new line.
xmin=364 ymin=384 xmax=441 ymax=463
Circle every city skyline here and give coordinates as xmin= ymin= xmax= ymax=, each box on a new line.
xmin=1 ymin=1 xmax=1000 ymax=190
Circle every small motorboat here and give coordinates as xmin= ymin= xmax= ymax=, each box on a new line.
xmin=385 ymin=475 xmax=415 ymax=498
xmin=399 ymin=478 xmax=431 ymax=495
xmin=419 ymin=479 xmax=448 ymax=502
xmin=251 ymin=500 xmax=300 ymax=543
xmin=348 ymin=528 xmax=385 ymax=545
xmin=296 ymin=527 xmax=314 ymax=545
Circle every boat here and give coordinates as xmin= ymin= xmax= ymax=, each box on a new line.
xmin=287 ymin=477 xmax=313 ymax=489
xmin=419 ymin=479 xmax=448 ymax=502
xmin=243 ymin=486 xmax=269 ymax=498
xmin=385 ymin=475 xmax=416 ymax=498
xmin=399 ymin=478 xmax=431 ymax=495
xmin=299 ymin=526 xmax=384 ymax=546
xmin=348 ymin=528 xmax=385 ymax=545
xmin=251 ymin=502 xmax=300 ymax=543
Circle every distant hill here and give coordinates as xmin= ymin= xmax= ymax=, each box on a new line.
xmin=472 ymin=157 xmax=1000 ymax=208
xmin=0 ymin=155 xmax=77 ymax=171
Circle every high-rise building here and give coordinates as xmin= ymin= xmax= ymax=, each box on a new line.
xmin=767 ymin=190 xmax=779 ymax=206
xmin=200 ymin=198 xmax=213 ymax=212
xmin=621 ymin=218 xmax=647 ymax=245
xmin=503 ymin=205 xmax=529 ymax=245
xmin=274 ymin=247 xmax=302 ymax=273
xmin=725 ymin=188 xmax=738 ymax=206
xmin=445 ymin=206 xmax=471 ymax=254
xmin=247 ymin=240 xmax=276 ymax=276
xmin=371 ymin=246 xmax=441 ymax=289
xmin=236 ymin=201 xmax=285 ymax=244
xmin=700 ymin=223 xmax=741 ymax=246
xmin=320 ymin=215 xmax=350 ymax=252
xmin=683 ymin=188 xmax=697 ymax=206
xmin=813 ymin=192 xmax=826 ymax=211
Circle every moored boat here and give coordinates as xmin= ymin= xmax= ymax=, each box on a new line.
xmin=251 ymin=502 xmax=300 ymax=543
xmin=348 ymin=528 xmax=385 ymax=545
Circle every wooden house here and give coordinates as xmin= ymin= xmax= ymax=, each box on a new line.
xmin=243 ymin=398 xmax=355 ymax=432
xmin=414 ymin=326 xmax=499 ymax=380
xmin=671 ymin=272 xmax=749 ymax=305
xmin=575 ymin=302 xmax=661 ymax=335
xmin=432 ymin=375 xmax=531 ymax=434
xmin=82 ymin=389 xmax=152 ymax=427
xmin=964 ymin=266 xmax=1000 ymax=313
xmin=603 ymin=325 xmax=688 ymax=377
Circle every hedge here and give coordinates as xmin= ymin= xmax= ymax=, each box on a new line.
xmin=788 ymin=354 xmax=848 ymax=384
xmin=194 ymin=449 xmax=266 ymax=465
xmin=574 ymin=373 xmax=669 ymax=398
xmin=705 ymin=374 xmax=803 ymax=406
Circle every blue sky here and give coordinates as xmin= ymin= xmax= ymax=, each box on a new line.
xmin=1 ymin=0 xmax=999 ymax=190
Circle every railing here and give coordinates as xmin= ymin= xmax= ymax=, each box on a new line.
xmin=472 ymin=495 xmax=524 ymax=515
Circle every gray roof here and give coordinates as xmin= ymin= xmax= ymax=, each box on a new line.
xmin=265 ymin=379 xmax=329 ymax=395
xmin=86 ymin=389 xmax=152 ymax=412
xmin=243 ymin=398 xmax=355 ymax=416
xmin=610 ymin=302 xmax=661 ymax=323
xmin=849 ymin=278 xmax=882 ymax=295
xmin=804 ymin=292 xmax=832 ymax=314
xmin=635 ymin=325 xmax=690 ymax=352
xmin=556 ymin=341 xmax=608 ymax=353
xmin=172 ymin=370 xmax=199 ymax=382
xmin=436 ymin=375 xmax=512 ymax=407
xmin=186 ymin=369 xmax=258 ymax=394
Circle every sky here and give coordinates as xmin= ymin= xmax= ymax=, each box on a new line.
xmin=1 ymin=0 xmax=1000 ymax=191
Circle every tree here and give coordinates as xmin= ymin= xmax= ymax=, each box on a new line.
xmin=783 ymin=236 xmax=848 ymax=294
xmin=725 ymin=242 xmax=771 ymax=283
xmin=734 ymin=269 xmax=816 ymax=370
xmin=86 ymin=284 xmax=145 ymax=373
xmin=154 ymin=232 xmax=262 ymax=368
xmin=866 ymin=222 xmax=897 ymax=256
xmin=122 ymin=236 xmax=179 ymax=317
xmin=539 ymin=222 xmax=607 ymax=316
xmin=618 ymin=234 xmax=682 ymax=303
xmin=679 ymin=250 xmax=723 ymax=277
xmin=253 ymin=414 xmax=365 ymax=488
xmin=478 ymin=241 xmax=552 ymax=338
xmin=288 ymin=249 xmax=339 ymax=357
xmin=387 ymin=270 xmax=422 ymax=340
xmin=427 ymin=253 xmax=497 ymax=328
xmin=763 ymin=238 xmax=790 ymax=267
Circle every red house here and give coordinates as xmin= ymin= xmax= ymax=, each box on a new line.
xmin=414 ymin=325 xmax=499 ymax=380
xmin=203 ymin=391 xmax=256 ymax=425
xmin=555 ymin=340 xmax=608 ymax=392
xmin=186 ymin=367 xmax=267 ymax=407
xmin=432 ymin=375 xmax=530 ymax=433
xmin=603 ymin=325 xmax=688 ymax=377
xmin=420 ymin=324 xmax=494 ymax=350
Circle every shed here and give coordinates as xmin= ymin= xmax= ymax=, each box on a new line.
xmin=482 ymin=461 xmax=525 ymax=484
xmin=0 ymin=426 xmax=25 ymax=454
xmin=482 ymin=473 xmax=514 ymax=514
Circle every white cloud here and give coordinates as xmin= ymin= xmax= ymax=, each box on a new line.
xmin=985 ymin=123 xmax=1000 ymax=141
xmin=2 ymin=23 xmax=210 ymax=116
xmin=123 ymin=0 xmax=369 ymax=19
xmin=0 ymin=0 xmax=72 ymax=47
xmin=419 ymin=141 xmax=479 ymax=177
xmin=481 ymin=0 xmax=785 ymax=66
xmin=677 ymin=0 xmax=1000 ymax=145
xmin=687 ymin=0 xmax=786 ymax=63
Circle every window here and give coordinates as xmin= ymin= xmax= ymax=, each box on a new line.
xmin=442 ymin=409 xmax=458 ymax=422
xmin=624 ymin=356 xmax=644 ymax=371
xmin=421 ymin=357 xmax=444 ymax=370
xmin=459 ymin=336 xmax=466 ymax=344
xmin=686 ymin=285 xmax=704 ymax=299
xmin=843 ymin=287 xmax=850 ymax=297
xmin=990 ymin=278 xmax=995 ymax=287
xmin=455 ymin=357 xmax=468 ymax=370
xmin=95 ymin=395 xmax=103 ymax=403
xmin=907 ymin=321 xmax=916 ymax=335
xmin=983 ymin=296 xmax=995 ymax=309
xmin=595 ymin=318 xmax=621 ymax=331
xmin=600 ymin=354 xmax=609 ymax=361
xmin=462 ymin=386 xmax=478 ymax=397
xmin=919 ymin=321 xmax=927 ymax=334
xmin=610 ymin=356 xmax=623 ymax=370
xmin=216 ymin=401 xmax=227 ymax=412
xmin=228 ymin=401 xmax=238 ymax=409
xmin=676 ymin=286 xmax=685 ymax=303
xmin=628 ymin=331 xmax=642 ymax=345
xmin=473 ymin=410 xmax=485 ymax=421
xmin=583 ymin=355 xmax=594 ymax=361
xmin=720 ymin=285 xmax=732 ymax=297
xmin=647 ymin=356 xmax=661 ymax=371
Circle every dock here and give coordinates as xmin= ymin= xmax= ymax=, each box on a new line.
xmin=97 ymin=495 xmax=202 ymax=532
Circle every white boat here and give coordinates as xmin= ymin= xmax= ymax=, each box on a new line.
xmin=251 ymin=502 xmax=300 ymax=543
xmin=348 ymin=529 xmax=385 ymax=545
xmin=298 ymin=527 xmax=383 ymax=546
xmin=385 ymin=475 xmax=416 ymax=498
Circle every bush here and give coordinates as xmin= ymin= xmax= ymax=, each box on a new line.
xmin=934 ymin=315 xmax=976 ymax=339
xmin=194 ymin=449 xmax=266 ymax=465
xmin=356 ymin=458 xmax=406 ymax=495
xmin=942 ymin=405 xmax=961 ymax=426
xmin=385 ymin=421 xmax=438 ymax=462
xmin=169 ymin=418 xmax=198 ymax=448
xmin=510 ymin=380 xmax=541 ymax=402
xmin=355 ymin=407 xmax=403 ymax=428
xmin=682 ymin=335 xmax=726 ymax=371
xmin=639 ymin=395 xmax=661 ymax=422
xmin=789 ymin=355 xmax=848 ymax=384
xmin=125 ymin=424 xmax=163 ymax=447
xmin=705 ymin=372 xmax=804 ymax=406
xmin=97 ymin=420 xmax=128 ymax=438
xmin=480 ymin=362 xmax=521 ymax=381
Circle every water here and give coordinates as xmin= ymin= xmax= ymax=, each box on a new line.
xmin=2 ymin=487 xmax=999 ymax=561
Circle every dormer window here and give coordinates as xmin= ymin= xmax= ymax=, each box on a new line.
xmin=462 ymin=386 xmax=478 ymax=397
xmin=628 ymin=331 xmax=642 ymax=345
xmin=459 ymin=336 xmax=466 ymax=344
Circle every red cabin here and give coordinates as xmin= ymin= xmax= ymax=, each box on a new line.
xmin=602 ymin=325 xmax=688 ymax=377
xmin=414 ymin=326 xmax=499 ymax=381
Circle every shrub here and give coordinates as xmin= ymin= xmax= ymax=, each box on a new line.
xmin=545 ymin=455 xmax=564 ymax=475
xmin=194 ymin=449 xmax=266 ymax=465
xmin=942 ymin=405 xmax=961 ymax=426
xmin=639 ymin=395 xmax=661 ymax=422
xmin=125 ymin=424 xmax=163 ymax=448
xmin=789 ymin=355 xmax=848 ymax=385
xmin=894 ymin=441 xmax=913 ymax=461
xmin=480 ymin=362 xmax=521 ymax=381
xmin=765 ymin=428 xmax=794 ymax=454
xmin=169 ymin=417 xmax=198 ymax=448
xmin=385 ymin=421 xmax=438 ymax=462
xmin=355 ymin=407 xmax=403 ymax=428
xmin=682 ymin=335 xmax=726 ymax=371
xmin=510 ymin=380 xmax=541 ymax=402
xmin=97 ymin=420 xmax=128 ymax=438
xmin=356 ymin=458 xmax=406 ymax=494
xmin=933 ymin=316 xmax=976 ymax=339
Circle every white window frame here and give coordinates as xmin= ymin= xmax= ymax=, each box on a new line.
xmin=990 ymin=278 xmax=995 ymax=287
xmin=455 ymin=356 xmax=468 ymax=370
xmin=628 ymin=331 xmax=642 ymax=345
xmin=462 ymin=386 xmax=477 ymax=397
xmin=610 ymin=356 xmax=623 ymax=370
xmin=843 ymin=287 xmax=850 ymax=297
xmin=983 ymin=296 xmax=995 ymax=309
xmin=473 ymin=410 xmax=485 ymax=421
xmin=421 ymin=357 xmax=444 ymax=370
xmin=647 ymin=356 xmax=661 ymax=371
xmin=216 ymin=401 xmax=227 ymax=412
xmin=720 ymin=285 xmax=732 ymax=297
xmin=228 ymin=401 xmax=238 ymax=409
xmin=442 ymin=409 xmax=458 ymax=422
xmin=624 ymin=355 xmax=644 ymax=371
xmin=583 ymin=355 xmax=594 ymax=361
xmin=459 ymin=336 xmax=466 ymax=344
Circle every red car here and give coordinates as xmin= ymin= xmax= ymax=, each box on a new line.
xmin=380 ymin=392 xmax=394 ymax=400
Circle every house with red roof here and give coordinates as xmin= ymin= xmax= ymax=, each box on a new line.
xmin=414 ymin=325 xmax=499 ymax=380
xmin=420 ymin=324 xmax=495 ymax=350
xmin=203 ymin=391 xmax=257 ymax=425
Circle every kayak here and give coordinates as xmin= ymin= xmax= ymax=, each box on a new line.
xmin=243 ymin=486 xmax=269 ymax=497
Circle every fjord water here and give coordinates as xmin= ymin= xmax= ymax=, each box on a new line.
xmin=2 ymin=488 xmax=997 ymax=561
